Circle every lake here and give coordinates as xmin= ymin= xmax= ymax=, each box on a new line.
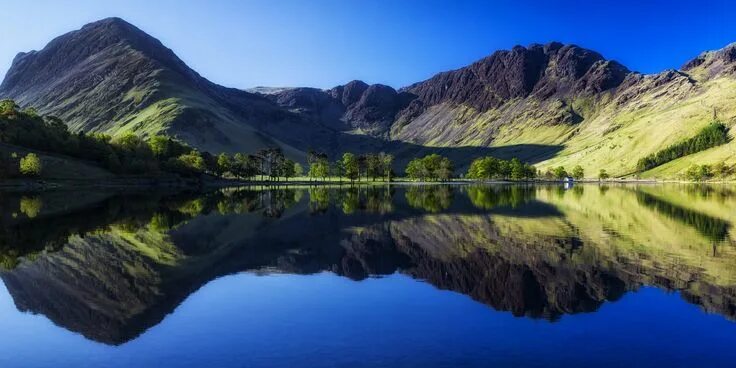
xmin=0 ymin=183 xmax=735 ymax=367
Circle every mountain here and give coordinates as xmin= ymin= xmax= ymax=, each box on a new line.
xmin=2 ymin=17 xmax=735 ymax=176
xmin=384 ymin=42 xmax=736 ymax=177
xmin=251 ymin=80 xmax=415 ymax=137
xmin=0 ymin=17 xmax=318 ymax=157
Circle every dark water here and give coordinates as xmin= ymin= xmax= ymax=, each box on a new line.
xmin=1 ymin=184 xmax=736 ymax=367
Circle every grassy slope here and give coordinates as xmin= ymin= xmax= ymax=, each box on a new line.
xmin=539 ymin=77 xmax=736 ymax=178
xmin=68 ymin=60 xmax=306 ymax=160
xmin=395 ymin=71 xmax=735 ymax=179
xmin=0 ymin=143 xmax=113 ymax=180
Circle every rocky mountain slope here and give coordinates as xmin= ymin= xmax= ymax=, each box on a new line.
xmin=2 ymin=17 xmax=735 ymax=176
xmin=0 ymin=18 xmax=321 ymax=157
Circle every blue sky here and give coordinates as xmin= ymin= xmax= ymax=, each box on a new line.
xmin=1 ymin=0 xmax=734 ymax=89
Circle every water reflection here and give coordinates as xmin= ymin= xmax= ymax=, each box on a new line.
xmin=0 ymin=184 xmax=735 ymax=345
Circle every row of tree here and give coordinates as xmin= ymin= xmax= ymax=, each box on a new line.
xmin=2 ymin=98 xmax=625 ymax=183
xmin=685 ymin=162 xmax=734 ymax=181
xmin=637 ymin=122 xmax=729 ymax=171
xmin=466 ymin=157 xmax=537 ymax=180
xmin=1 ymin=99 xmax=211 ymax=176
xmin=0 ymin=99 xmax=309 ymax=180
xmin=304 ymin=150 xmax=394 ymax=182
xmin=214 ymin=148 xmax=302 ymax=181
xmin=406 ymin=154 xmax=454 ymax=181
xmin=539 ymin=165 xmax=586 ymax=180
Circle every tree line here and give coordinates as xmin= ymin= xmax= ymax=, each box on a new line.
xmin=3 ymin=98 xmax=595 ymax=183
xmin=0 ymin=99 xmax=306 ymax=180
xmin=466 ymin=157 xmax=537 ymax=180
xmin=214 ymin=148 xmax=302 ymax=181
xmin=1 ymin=99 xmax=210 ymax=177
xmin=637 ymin=122 xmax=729 ymax=172
xmin=304 ymin=150 xmax=394 ymax=182
xmin=684 ymin=162 xmax=734 ymax=182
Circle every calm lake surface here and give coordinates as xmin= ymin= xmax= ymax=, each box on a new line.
xmin=1 ymin=183 xmax=736 ymax=367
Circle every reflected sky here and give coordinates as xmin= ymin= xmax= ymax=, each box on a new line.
xmin=1 ymin=273 xmax=735 ymax=368
xmin=0 ymin=184 xmax=735 ymax=367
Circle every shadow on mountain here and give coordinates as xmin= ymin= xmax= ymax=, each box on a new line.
xmin=327 ymin=131 xmax=565 ymax=169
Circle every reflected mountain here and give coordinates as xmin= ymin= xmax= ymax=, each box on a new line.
xmin=1 ymin=184 xmax=735 ymax=345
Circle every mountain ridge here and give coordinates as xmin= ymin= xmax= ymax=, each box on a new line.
xmin=2 ymin=17 xmax=735 ymax=177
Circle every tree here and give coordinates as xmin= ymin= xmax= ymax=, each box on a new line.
xmin=510 ymin=158 xmax=525 ymax=180
xmin=405 ymin=158 xmax=427 ymax=180
xmin=231 ymin=153 xmax=258 ymax=179
xmin=523 ymin=164 xmax=537 ymax=180
xmin=216 ymin=153 xmax=232 ymax=177
xmin=498 ymin=160 xmax=512 ymax=179
xmin=342 ymin=153 xmax=359 ymax=182
xmin=435 ymin=156 xmax=454 ymax=181
xmin=23 ymin=107 xmax=38 ymax=117
xmin=378 ymin=152 xmax=394 ymax=181
xmin=467 ymin=156 xmax=534 ymax=181
xmin=332 ymin=159 xmax=344 ymax=182
xmin=19 ymin=196 xmax=42 ymax=218
xmin=294 ymin=162 xmax=304 ymax=177
xmin=19 ymin=153 xmax=42 ymax=177
xmin=257 ymin=147 xmax=285 ymax=180
xmin=553 ymin=166 xmax=568 ymax=179
xmin=308 ymin=158 xmax=329 ymax=181
xmin=598 ymin=169 xmax=610 ymax=180
xmin=279 ymin=158 xmax=297 ymax=181
xmin=0 ymin=99 xmax=19 ymax=117
xmin=357 ymin=155 xmax=368 ymax=181
xmin=176 ymin=151 xmax=206 ymax=174
xmin=685 ymin=164 xmax=713 ymax=181
xmin=637 ymin=122 xmax=729 ymax=171
xmin=713 ymin=162 xmax=732 ymax=178
xmin=366 ymin=154 xmax=382 ymax=181
xmin=572 ymin=165 xmax=584 ymax=180
xmin=149 ymin=136 xmax=172 ymax=158
xmin=467 ymin=157 xmax=495 ymax=179
xmin=406 ymin=154 xmax=453 ymax=181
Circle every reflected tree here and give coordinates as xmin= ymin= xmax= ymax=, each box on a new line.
xmin=405 ymin=186 xmax=454 ymax=212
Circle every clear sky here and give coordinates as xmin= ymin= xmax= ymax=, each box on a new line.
xmin=1 ymin=0 xmax=734 ymax=89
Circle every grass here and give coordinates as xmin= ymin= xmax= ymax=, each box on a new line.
xmin=0 ymin=143 xmax=113 ymax=180
xmin=404 ymin=74 xmax=736 ymax=179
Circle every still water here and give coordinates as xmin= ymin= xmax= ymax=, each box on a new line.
xmin=0 ymin=184 xmax=735 ymax=367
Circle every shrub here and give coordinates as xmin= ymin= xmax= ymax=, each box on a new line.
xmin=19 ymin=153 xmax=42 ymax=177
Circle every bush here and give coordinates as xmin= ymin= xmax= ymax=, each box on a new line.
xmin=19 ymin=153 xmax=42 ymax=177
xmin=685 ymin=164 xmax=713 ymax=181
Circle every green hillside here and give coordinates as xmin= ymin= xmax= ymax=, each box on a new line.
xmin=1 ymin=18 xmax=735 ymax=180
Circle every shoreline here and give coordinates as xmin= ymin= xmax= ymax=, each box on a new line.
xmin=1 ymin=176 xmax=734 ymax=192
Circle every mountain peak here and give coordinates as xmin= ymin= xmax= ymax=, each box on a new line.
xmin=682 ymin=42 xmax=736 ymax=78
xmin=0 ymin=17 xmax=196 ymax=104
xmin=404 ymin=42 xmax=630 ymax=114
xmin=80 ymin=16 xmax=137 ymax=31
